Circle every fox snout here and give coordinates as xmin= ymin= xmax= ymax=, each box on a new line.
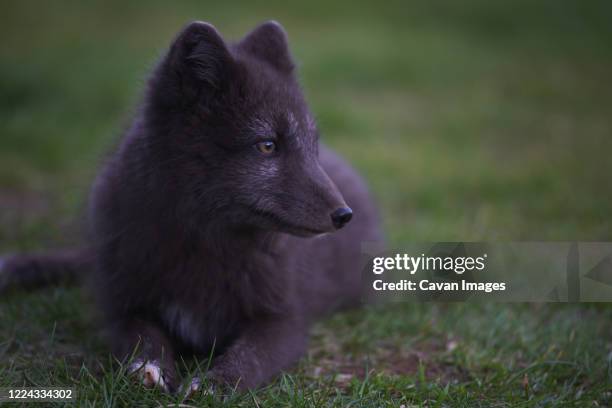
xmin=299 ymin=163 xmax=354 ymax=233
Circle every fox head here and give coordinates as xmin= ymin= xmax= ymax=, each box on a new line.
xmin=145 ymin=21 xmax=352 ymax=236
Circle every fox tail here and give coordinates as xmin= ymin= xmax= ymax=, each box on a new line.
xmin=0 ymin=248 xmax=89 ymax=294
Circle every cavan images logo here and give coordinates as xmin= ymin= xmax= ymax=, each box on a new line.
xmin=363 ymin=242 xmax=612 ymax=302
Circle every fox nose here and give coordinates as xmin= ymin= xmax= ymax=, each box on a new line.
xmin=330 ymin=207 xmax=353 ymax=229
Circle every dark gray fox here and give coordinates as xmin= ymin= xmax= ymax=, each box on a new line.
xmin=0 ymin=21 xmax=383 ymax=394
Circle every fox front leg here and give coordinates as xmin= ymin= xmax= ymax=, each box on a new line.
xmin=111 ymin=319 xmax=178 ymax=393
xmin=204 ymin=317 xmax=308 ymax=392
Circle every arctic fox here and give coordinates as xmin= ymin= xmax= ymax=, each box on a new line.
xmin=0 ymin=21 xmax=383 ymax=394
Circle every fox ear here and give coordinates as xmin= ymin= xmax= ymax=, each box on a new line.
xmin=239 ymin=21 xmax=294 ymax=74
xmin=169 ymin=21 xmax=233 ymax=89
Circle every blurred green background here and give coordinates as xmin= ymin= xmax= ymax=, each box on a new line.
xmin=1 ymin=1 xmax=611 ymax=406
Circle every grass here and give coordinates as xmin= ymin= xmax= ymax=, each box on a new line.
xmin=1 ymin=0 xmax=612 ymax=406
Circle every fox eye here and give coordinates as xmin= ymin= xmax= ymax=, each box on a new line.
xmin=255 ymin=141 xmax=277 ymax=155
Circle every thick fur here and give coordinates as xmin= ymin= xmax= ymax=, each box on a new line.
xmin=1 ymin=21 xmax=383 ymax=392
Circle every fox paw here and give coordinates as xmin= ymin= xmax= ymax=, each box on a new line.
xmin=181 ymin=377 xmax=216 ymax=401
xmin=128 ymin=360 xmax=170 ymax=392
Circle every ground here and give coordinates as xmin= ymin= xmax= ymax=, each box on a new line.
xmin=1 ymin=1 xmax=611 ymax=406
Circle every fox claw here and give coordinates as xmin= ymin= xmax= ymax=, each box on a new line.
xmin=181 ymin=377 xmax=215 ymax=401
